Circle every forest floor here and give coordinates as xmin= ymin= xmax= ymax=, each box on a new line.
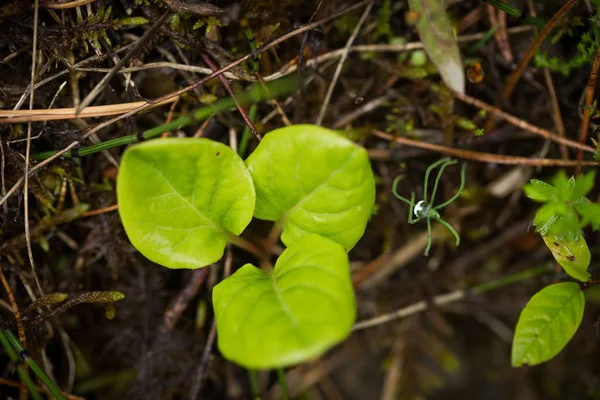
xmin=1 ymin=0 xmax=600 ymax=399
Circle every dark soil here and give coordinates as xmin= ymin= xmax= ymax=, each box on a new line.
xmin=1 ymin=1 xmax=600 ymax=399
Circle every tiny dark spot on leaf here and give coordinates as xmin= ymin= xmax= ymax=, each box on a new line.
xmin=567 ymin=256 xmax=576 ymax=261
xmin=216 ymin=152 xmax=220 ymax=156
xmin=553 ymin=242 xmax=560 ymax=246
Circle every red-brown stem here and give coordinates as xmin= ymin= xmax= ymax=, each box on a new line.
xmin=502 ymin=0 xmax=579 ymax=100
xmin=160 ymin=268 xmax=208 ymax=333
xmin=200 ymin=53 xmax=259 ymax=140
xmin=576 ymin=46 xmax=600 ymax=175
xmin=82 ymin=204 xmax=118 ymax=217
xmin=371 ymin=129 xmax=600 ymax=167
xmin=0 ymin=267 xmax=26 ymax=346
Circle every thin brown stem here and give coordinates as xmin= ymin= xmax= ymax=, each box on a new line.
xmin=0 ymin=267 xmax=26 ymax=346
xmin=81 ymin=204 xmax=118 ymax=217
xmin=24 ymin=0 xmax=44 ymax=297
xmin=200 ymin=53 xmax=259 ymax=140
xmin=576 ymin=45 xmax=600 ymax=175
xmin=226 ymin=233 xmax=262 ymax=259
xmin=454 ymin=89 xmax=595 ymax=153
xmin=371 ymin=129 xmax=600 ymax=167
xmin=40 ymin=0 xmax=96 ymax=9
xmin=353 ymin=290 xmax=465 ymax=331
xmin=254 ymin=72 xmax=292 ymax=126
xmin=502 ymin=0 xmax=579 ymax=100
xmin=0 ymin=1 xmax=370 ymax=209
xmin=160 ymin=268 xmax=208 ymax=333
xmin=316 ymin=0 xmax=374 ymax=125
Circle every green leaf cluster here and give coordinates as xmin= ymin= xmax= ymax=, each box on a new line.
xmin=513 ymin=169 xmax=598 ymax=368
xmin=47 ymin=6 xmax=148 ymax=57
xmin=117 ymin=125 xmax=376 ymax=369
xmin=534 ymin=10 xmax=600 ymax=76
xmin=192 ymin=16 xmax=224 ymax=33
xmin=523 ymin=170 xmax=600 ymax=241
xmin=372 ymin=0 xmax=393 ymax=42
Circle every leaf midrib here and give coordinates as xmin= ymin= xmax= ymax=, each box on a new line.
xmin=518 ymin=287 xmax=581 ymax=362
xmin=149 ymin=162 xmax=225 ymax=235
xmin=282 ymin=149 xmax=358 ymax=222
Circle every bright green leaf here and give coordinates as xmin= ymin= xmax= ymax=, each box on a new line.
xmin=552 ymin=170 xmax=572 ymax=201
xmin=245 ymin=125 xmax=376 ymax=251
xmin=542 ymin=235 xmax=591 ymax=282
xmin=549 ymin=211 xmax=584 ymax=241
xmin=523 ymin=179 xmax=556 ymax=202
xmin=512 ymin=282 xmax=585 ymax=367
xmin=532 ymin=203 xmax=560 ymax=235
xmin=572 ymin=170 xmax=595 ymax=198
xmin=575 ymin=201 xmax=600 ymax=230
xmin=117 ymin=138 xmax=255 ymax=269
xmin=213 ymin=234 xmax=356 ymax=369
xmin=408 ymin=0 xmax=465 ymax=94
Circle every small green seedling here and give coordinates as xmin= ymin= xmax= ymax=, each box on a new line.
xmin=523 ymin=170 xmax=600 ymax=241
xmin=392 ymin=157 xmax=466 ymax=256
xmin=511 ymin=170 xmax=600 ymax=367
xmin=117 ymin=124 xmax=376 ymax=371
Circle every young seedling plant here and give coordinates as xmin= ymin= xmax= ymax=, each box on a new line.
xmin=116 ymin=125 xmax=375 ymax=372
xmin=512 ymin=170 xmax=600 ymax=367
xmin=392 ymin=157 xmax=467 ymax=256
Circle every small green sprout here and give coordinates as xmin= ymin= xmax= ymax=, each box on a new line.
xmin=392 ymin=158 xmax=467 ymax=256
xmin=523 ymin=170 xmax=600 ymax=241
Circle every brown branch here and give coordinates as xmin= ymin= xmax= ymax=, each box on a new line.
xmin=371 ymin=130 xmax=600 ymax=167
xmin=40 ymin=0 xmax=97 ymax=9
xmin=82 ymin=204 xmax=118 ymax=218
xmin=576 ymin=46 xmax=600 ymax=174
xmin=502 ymin=0 xmax=579 ymax=100
xmin=160 ymin=268 xmax=208 ymax=333
xmin=488 ymin=6 xmax=514 ymax=65
xmin=200 ymin=53 xmax=259 ymax=140
xmin=0 ymin=267 xmax=26 ymax=346
xmin=453 ymin=90 xmax=595 ymax=153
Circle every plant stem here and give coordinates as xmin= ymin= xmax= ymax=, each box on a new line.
xmin=248 ymin=370 xmax=261 ymax=400
xmin=276 ymin=368 xmax=289 ymax=400
xmin=0 ymin=330 xmax=43 ymax=400
xmin=353 ymin=265 xmax=550 ymax=331
xmin=4 ymin=329 xmax=67 ymax=400
xmin=470 ymin=266 xmax=549 ymax=294
xmin=238 ymin=104 xmax=258 ymax=158
xmin=226 ymin=233 xmax=263 ymax=259
xmin=501 ymin=0 xmax=579 ymax=100
xmin=31 ymin=76 xmax=298 ymax=161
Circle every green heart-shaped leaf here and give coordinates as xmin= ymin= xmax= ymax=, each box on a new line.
xmin=512 ymin=282 xmax=585 ymax=367
xmin=117 ymin=138 xmax=255 ymax=269
xmin=245 ymin=125 xmax=376 ymax=251
xmin=542 ymin=234 xmax=591 ymax=282
xmin=213 ymin=234 xmax=355 ymax=369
